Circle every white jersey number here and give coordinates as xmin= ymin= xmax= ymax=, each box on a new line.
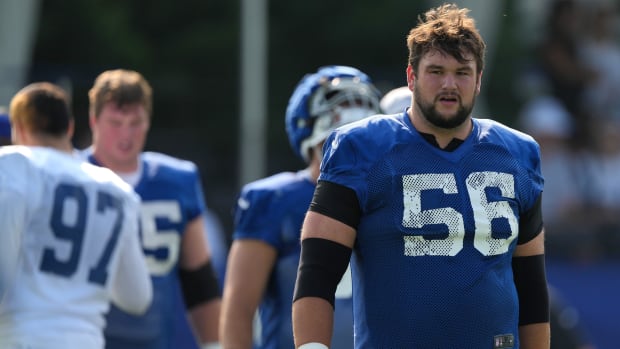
xmin=402 ymin=171 xmax=518 ymax=257
xmin=140 ymin=201 xmax=181 ymax=276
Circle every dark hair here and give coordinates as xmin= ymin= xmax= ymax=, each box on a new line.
xmin=88 ymin=69 xmax=153 ymax=118
xmin=407 ymin=3 xmax=486 ymax=75
xmin=9 ymin=82 xmax=72 ymax=137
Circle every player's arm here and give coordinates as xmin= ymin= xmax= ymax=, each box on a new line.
xmin=220 ymin=239 xmax=276 ymax=348
xmin=293 ymin=180 xmax=358 ymax=349
xmin=293 ymin=212 xmax=355 ymax=348
xmin=0 ymin=186 xmax=26 ymax=301
xmin=513 ymin=195 xmax=550 ymax=349
xmin=110 ymin=201 xmax=153 ymax=315
xmin=179 ymin=215 xmax=222 ymax=346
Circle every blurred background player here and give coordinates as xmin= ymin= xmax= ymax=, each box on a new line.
xmin=0 ymin=82 xmax=152 ymax=349
xmin=0 ymin=107 xmax=11 ymax=145
xmin=220 ymin=65 xmax=381 ymax=349
xmin=379 ymin=85 xmax=411 ymax=114
xmin=82 ymin=69 xmax=222 ymax=349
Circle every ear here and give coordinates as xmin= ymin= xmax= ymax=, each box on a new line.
xmin=11 ymin=121 xmax=24 ymax=145
xmin=67 ymin=119 xmax=75 ymax=139
xmin=407 ymin=65 xmax=416 ymax=88
xmin=475 ymin=71 xmax=483 ymax=95
xmin=88 ymin=113 xmax=96 ymax=130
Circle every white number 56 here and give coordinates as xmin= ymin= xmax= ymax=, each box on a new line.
xmin=402 ymin=171 xmax=518 ymax=257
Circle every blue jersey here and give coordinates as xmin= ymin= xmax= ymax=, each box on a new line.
xmin=234 ymin=170 xmax=353 ymax=349
xmin=320 ymin=114 xmax=543 ymax=348
xmin=85 ymin=150 xmax=207 ymax=349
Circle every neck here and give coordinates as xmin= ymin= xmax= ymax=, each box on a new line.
xmin=307 ymin=155 xmax=322 ymax=183
xmin=307 ymin=145 xmax=324 ymax=183
xmin=27 ymin=136 xmax=74 ymax=154
xmin=91 ymin=150 xmax=139 ymax=174
xmin=308 ymin=164 xmax=320 ymax=183
xmin=408 ymin=109 xmax=472 ymax=148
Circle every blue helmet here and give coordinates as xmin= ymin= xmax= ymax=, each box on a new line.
xmin=285 ymin=65 xmax=381 ymax=162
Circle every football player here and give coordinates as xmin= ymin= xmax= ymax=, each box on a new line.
xmin=292 ymin=4 xmax=550 ymax=349
xmin=0 ymin=82 xmax=152 ymax=349
xmin=220 ymin=65 xmax=381 ymax=349
xmin=82 ymin=69 xmax=222 ymax=349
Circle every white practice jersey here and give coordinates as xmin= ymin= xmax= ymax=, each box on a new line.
xmin=0 ymin=146 xmax=152 ymax=349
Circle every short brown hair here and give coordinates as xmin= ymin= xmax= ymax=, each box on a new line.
xmin=9 ymin=82 xmax=72 ymax=137
xmin=407 ymin=3 xmax=486 ymax=74
xmin=88 ymin=69 xmax=153 ymax=118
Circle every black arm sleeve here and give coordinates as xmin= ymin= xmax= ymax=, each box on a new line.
xmin=518 ymin=194 xmax=543 ymax=245
xmin=178 ymin=260 xmax=221 ymax=309
xmin=309 ymin=180 xmax=361 ymax=229
xmin=513 ymin=254 xmax=550 ymax=325
xmin=293 ymin=238 xmax=352 ymax=308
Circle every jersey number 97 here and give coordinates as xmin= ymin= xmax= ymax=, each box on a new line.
xmin=40 ymin=183 xmax=124 ymax=286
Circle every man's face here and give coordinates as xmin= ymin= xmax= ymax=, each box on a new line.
xmin=90 ymin=102 xmax=150 ymax=172
xmin=409 ymin=49 xmax=481 ymax=129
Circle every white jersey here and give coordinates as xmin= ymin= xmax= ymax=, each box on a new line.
xmin=0 ymin=146 xmax=152 ymax=349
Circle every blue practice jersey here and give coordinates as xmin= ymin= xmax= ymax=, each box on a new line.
xmin=85 ymin=150 xmax=207 ymax=349
xmin=233 ymin=170 xmax=353 ymax=349
xmin=320 ymin=114 xmax=543 ymax=348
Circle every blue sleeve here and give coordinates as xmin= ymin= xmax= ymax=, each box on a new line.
xmin=319 ymin=129 xmax=371 ymax=209
xmin=232 ymin=186 xmax=283 ymax=248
